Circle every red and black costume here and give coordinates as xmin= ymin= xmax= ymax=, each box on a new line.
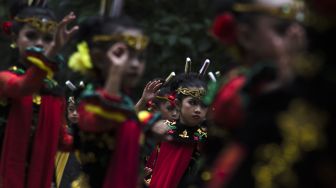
xmin=72 ymin=85 xmax=160 ymax=188
xmin=0 ymin=47 xmax=72 ymax=188
xmin=206 ymin=62 xmax=336 ymax=188
xmin=149 ymin=121 xmax=207 ymax=188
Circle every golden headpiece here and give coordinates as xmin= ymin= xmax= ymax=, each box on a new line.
xmin=92 ymin=34 xmax=149 ymax=51
xmin=233 ymin=0 xmax=306 ymax=23
xmin=14 ymin=17 xmax=57 ymax=33
xmin=176 ymin=87 xmax=206 ymax=99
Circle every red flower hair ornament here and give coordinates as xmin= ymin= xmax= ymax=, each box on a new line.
xmin=2 ymin=21 xmax=13 ymax=35
xmin=155 ymin=92 xmax=177 ymax=108
xmin=210 ymin=12 xmax=237 ymax=45
xmin=167 ymin=93 xmax=177 ymax=107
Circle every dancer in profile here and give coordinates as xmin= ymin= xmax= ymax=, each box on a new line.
xmin=203 ymin=0 xmax=336 ymax=187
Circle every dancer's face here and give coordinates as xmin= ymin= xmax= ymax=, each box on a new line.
xmin=15 ymin=24 xmax=55 ymax=55
xmin=178 ymin=93 xmax=208 ymax=127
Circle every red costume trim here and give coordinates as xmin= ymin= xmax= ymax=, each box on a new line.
xmin=103 ymin=120 xmax=141 ymax=188
xmin=206 ymin=143 xmax=246 ymax=188
xmin=211 ymin=75 xmax=246 ymax=129
xmin=0 ymin=63 xmax=71 ymax=188
xmin=77 ymin=95 xmax=143 ymax=187
xmin=149 ymin=142 xmax=195 ymax=188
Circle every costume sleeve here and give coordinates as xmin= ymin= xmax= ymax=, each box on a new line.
xmin=0 ymin=68 xmax=46 ymax=98
xmin=0 ymin=47 xmax=58 ymax=99
xmin=58 ymin=125 xmax=73 ymax=151
xmin=211 ymin=75 xmax=246 ymax=130
xmin=77 ymin=89 xmax=128 ymax=132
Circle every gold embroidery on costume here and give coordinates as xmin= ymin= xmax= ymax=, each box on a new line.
xmin=179 ymin=130 xmax=189 ymax=138
xmin=33 ymin=94 xmax=41 ymax=105
xmin=71 ymin=173 xmax=91 ymax=188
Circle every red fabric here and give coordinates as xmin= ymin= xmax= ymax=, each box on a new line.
xmin=0 ymin=96 xmax=32 ymax=188
xmin=78 ymin=102 xmax=121 ymax=132
xmin=146 ymin=146 xmax=160 ymax=170
xmin=0 ymin=68 xmax=46 ymax=98
xmin=26 ymin=97 xmax=65 ymax=188
xmin=149 ymin=142 xmax=195 ymax=188
xmin=211 ymin=75 xmax=246 ymax=130
xmin=103 ymin=120 xmax=141 ymax=188
xmin=78 ymin=99 xmax=142 ymax=187
xmin=0 ymin=96 xmax=66 ymax=188
xmin=97 ymin=89 xmax=122 ymax=102
xmin=0 ymin=68 xmax=68 ymax=188
xmin=207 ymin=143 xmax=246 ymax=188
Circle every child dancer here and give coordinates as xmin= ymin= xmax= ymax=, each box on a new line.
xmin=149 ymin=68 xmax=209 ymax=188
xmin=68 ymin=14 xmax=164 ymax=187
xmin=54 ymin=81 xmax=83 ymax=188
xmin=0 ymin=1 xmax=78 ymax=187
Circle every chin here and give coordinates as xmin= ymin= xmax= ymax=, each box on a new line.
xmin=187 ymin=121 xmax=200 ymax=127
xmin=126 ymin=79 xmax=139 ymax=88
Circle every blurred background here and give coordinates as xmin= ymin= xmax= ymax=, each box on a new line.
xmin=0 ymin=0 xmax=233 ymax=97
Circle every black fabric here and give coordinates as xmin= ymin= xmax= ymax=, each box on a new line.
xmin=59 ymin=153 xmax=81 ymax=188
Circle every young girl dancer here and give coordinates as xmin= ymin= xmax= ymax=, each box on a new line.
xmin=149 ymin=70 xmax=209 ymax=188
xmin=68 ymin=14 xmax=164 ymax=187
xmin=0 ymin=1 xmax=78 ymax=187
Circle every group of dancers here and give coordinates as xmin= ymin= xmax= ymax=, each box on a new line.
xmin=0 ymin=0 xmax=335 ymax=187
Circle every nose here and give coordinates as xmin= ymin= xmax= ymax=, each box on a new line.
xmin=194 ymin=105 xmax=201 ymax=114
xmin=129 ymin=58 xmax=140 ymax=70
xmin=171 ymin=110 xmax=178 ymax=118
xmin=34 ymin=38 xmax=45 ymax=49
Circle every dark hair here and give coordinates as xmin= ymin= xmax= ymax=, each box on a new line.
xmin=10 ymin=4 xmax=57 ymax=34
xmin=151 ymin=86 xmax=172 ymax=106
xmin=77 ymin=15 xmax=143 ymax=49
xmin=75 ymin=15 xmax=144 ymax=83
xmin=170 ymin=73 xmax=207 ymax=100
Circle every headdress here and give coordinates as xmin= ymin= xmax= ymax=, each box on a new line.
xmin=10 ymin=0 xmax=58 ymax=34
xmin=208 ymin=72 xmax=217 ymax=82
xmin=68 ymin=0 xmax=149 ymax=74
xmin=176 ymin=87 xmax=206 ymax=100
xmin=211 ymin=0 xmax=307 ymax=45
xmin=199 ymin=59 xmax=211 ymax=78
xmin=185 ymin=57 xmax=192 ymax=76
xmin=95 ymin=0 xmax=149 ymax=51
xmin=65 ymin=80 xmax=85 ymax=104
xmin=14 ymin=16 xmax=57 ymax=33
xmin=99 ymin=0 xmax=124 ymax=18
xmin=175 ymin=58 xmax=211 ymax=99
